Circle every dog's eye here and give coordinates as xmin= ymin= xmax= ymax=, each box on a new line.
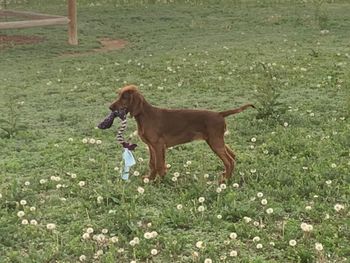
xmin=121 ymin=91 xmax=131 ymax=100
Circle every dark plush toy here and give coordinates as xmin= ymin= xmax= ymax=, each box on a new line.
xmin=98 ymin=109 xmax=137 ymax=151
xmin=98 ymin=109 xmax=137 ymax=180
xmin=98 ymin=109 xmax=126 ymax=129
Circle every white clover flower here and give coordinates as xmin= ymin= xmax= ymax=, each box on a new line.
xmin=82 ymin=138 xmax=88 ymax=144
xmin=266 ymin=208 xmax=274 ymax=214
xmin=46 ymin=223 xmax=56 ymax=230
xmin=253 ymin=236 xmax=261 ymax=242
xmin=97 ymin=196 xmax=103 ymax=204
xmin=56 ymin=184 xmax=62 ymax=189
xmin=173 ymin=172 xmax=180 ymax=178
xmin=24 ymin=181 xmax=30 ymax=186
xmin=151 ymin=231 xmax=158 ymax=238
xmin=143 ymin=178 xmax=150 ymax=184
xmin=284 ymin=122 xmax=289 ymax=127
xmin=331 ymin=163 xmax=337 ymax=168
xmin=95 ymin=249 xmax=103 ymax=257
xmin=253 ymin=221 xmax=260 ymax=226
xmin=89 ymin=138 xmax=96 ymax=144
xmin=39 ymin=179 xmax=46 ymax=184
xmin=326 ymin=180 xmax=332 ymax=185
xmin=261 ymin=199 xmax=267 ymax=205
xmin=220 ymin=183 xmax=227 ymax=190
xmin=172 ymin=177 xmax=178 ymax=182
xmin=30 ymin=219 xmax=38 ymax=225
xmin=129 ymin=240 xmax=137 ymax=246
xmin=257 ymin=192 xmax=263 ymax=198
xmin=217 ymin=214 xmax=222 ymax=219
xmin=82 ymin=233 xmax=90 ymax=240
xmin=151 ymin=249 xmax=158 ymax=255
xmin=102 ymin=228 xmax=108 ymax=234
xmin=198 ymin=197 xmax=205 ymax=203
xmin=68 ymin=138 xmax=74 ymax=142
xmin=204 ymin=259 xmax=212 ymax=263
xmin=301 ymin=223 xmax=313 ymax=232
xmin=166 ymin=163 xmax=171 ymax=168
xmin=30 ymin=206 xmax=36 ymax=212
xmin=78 ymin=181 xmax=86 ymax=187
xmin=144 ymin=232 xmax=152 ymax=239
xmin=229 ymin=250 xmax=238 ymax=257
xmin=138 ymin=157 xmax=144 ymax=162
xmin=133 ymin=237 xmax=140 ymax=244
xmin=196 ymin=241 xmax=204 ymax=249
xmin=243 ymin=216 xmax=252 ymax=223
xmin=289 ymin=239 xmax=297 ymax=247
xmin=300 ymin=223 xmax=308 ymax=231
xmin=79 ymin=255 xmax=86 ymax=262
xmin=315 ymin=242 xmax=323 ymax=251
xmin=229 ymin=232 xmax=237 ymax=239
xmin=186 ymin=160 xmax=192 ymax=165
xmin=270 ymin=241 xmax=275 ymax=246
xmin=250 ymin=169 xmax=256 ymax=174
xmin=21 ymin=219 xmax=29 ymax=225
xmin=70 ymin=173 xmax=77 ymax=179
xmin=0 ymin=193 xmax=3 ymax=199
xmin=334 ymin=203 xmax=345 ymax=212
xmin=147 ymin=222 xmax=152 ymax=228
xmin=176 ymin=204 xmax=183 ymax=210
xmin=133 ymin=171 xmax=140 ymax=176
xmin=251 ymin=137 xmax=256 ymax=142
xmin=137 ymin=187 xmax=145 ymax=194
xmin=96 ymin=140 xmax=102 ymax=145
xmin=17 ymin=211 xmax=25 ymax=218
xmin=20 ymin=200 xmax=27 ymax=206
xmin=204 ymin=173 xmax=210 ymax=179
xmin=232 ymin=183 xmax=239 ymax=188
xmin=216 ymin=187 xmax=222 ymax=193
xmin=256 ymin=243 xmax=263 ymax=249
xmin=305 ymin=206 xmax=312 ymax=211
xmin=198 ymin=205 xmax=205 ymax=212
xmin=110 ymin=236 xmax=119 ymax=243
xmin=86 ymin=227 xmax=94 ymax=234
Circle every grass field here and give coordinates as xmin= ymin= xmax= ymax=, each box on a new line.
xmin=0 ymin=0 xmax=349 ymax=262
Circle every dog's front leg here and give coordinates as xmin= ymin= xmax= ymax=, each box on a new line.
xmin=146 ymin=144 xmax=157 ymax=180
xmin=153 ymin=142 xmax=166 ymax=178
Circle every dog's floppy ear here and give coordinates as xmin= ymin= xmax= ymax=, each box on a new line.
xmin=128 ymin=90 xmax=144 ymax=117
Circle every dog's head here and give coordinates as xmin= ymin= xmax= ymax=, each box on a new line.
xmin=109 ymin=85 xmax=144 ymax=117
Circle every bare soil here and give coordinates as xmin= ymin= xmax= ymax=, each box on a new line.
xmin=0 ymin=34 xmax=45 ymax=48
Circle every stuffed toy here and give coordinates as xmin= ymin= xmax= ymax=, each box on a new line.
xmin=98 ymin=109 xmax=137 ymax=180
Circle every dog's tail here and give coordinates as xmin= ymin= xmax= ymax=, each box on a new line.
xmin=219 ymin=104 xmax=255 ymax=118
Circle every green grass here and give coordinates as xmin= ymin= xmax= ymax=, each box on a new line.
xmin=1 ymin=0 xmax=349 ymax=262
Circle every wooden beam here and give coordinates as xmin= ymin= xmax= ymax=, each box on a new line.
xmin=67 ymin=0 xmax=78 ymax=45
xmin=0 ymin=10 xmax=63 ymax=19
xmin=0 ymin=17 xmax=69 ymax=30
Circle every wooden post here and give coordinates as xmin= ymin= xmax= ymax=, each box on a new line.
xmin=68 ymin=0 xmax=78 ymax=45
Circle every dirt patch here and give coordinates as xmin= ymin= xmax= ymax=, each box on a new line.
xmin=62 ymin=38 xmax=128 ymax=57
xmin=0 ymin=34 xmax=45 ymax=48
xmin=96 ymin=38 xmax=128 ymax=51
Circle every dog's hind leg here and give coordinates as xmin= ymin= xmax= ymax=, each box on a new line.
xmin=206 ymin=137 xmax=234 ymax=182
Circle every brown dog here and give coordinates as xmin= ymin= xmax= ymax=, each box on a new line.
xmin=109 ymin=85 xmax=254 ymax=182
